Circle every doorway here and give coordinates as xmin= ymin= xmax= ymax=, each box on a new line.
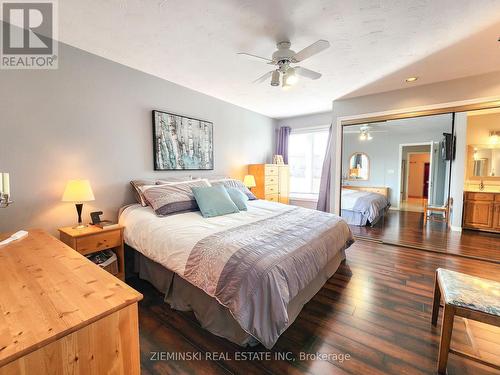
xmin=399 ymin=144 xmax=432 ymax=213
xmin=423 ymin=162 xmax=430 ymax=197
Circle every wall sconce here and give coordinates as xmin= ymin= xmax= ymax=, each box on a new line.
xmin=0 ymin=173 xmax=13 ymax=208
xmin=489 ymin=130 xmax=500 ymax=144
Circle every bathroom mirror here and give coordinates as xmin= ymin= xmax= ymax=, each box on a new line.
xmin=348 ymin=152 xmax=369 ymax=180
xmin=468 ymin=145 xmax=500 ymax=178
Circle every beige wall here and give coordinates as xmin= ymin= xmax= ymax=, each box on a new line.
xmin=465 ymin=111 xmax=500 ymax=185
xmin=466 ymin=112 xmax=500 ymax=144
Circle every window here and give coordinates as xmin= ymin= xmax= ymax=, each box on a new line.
xmin=289 ymin=129 xmax=329 ymax=196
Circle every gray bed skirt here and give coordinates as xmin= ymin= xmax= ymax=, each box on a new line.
xmin=134 ymin=248 xmax=346 ymax=347
xmin=341 ymin=205 xmax=389 ymax=227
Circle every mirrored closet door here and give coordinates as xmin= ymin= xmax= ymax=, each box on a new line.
xmin=340 ymin=113 xmax=454 ymax=249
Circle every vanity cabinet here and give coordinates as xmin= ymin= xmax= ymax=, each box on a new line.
xmin=463 ymin=192 xmax=500 ymax=233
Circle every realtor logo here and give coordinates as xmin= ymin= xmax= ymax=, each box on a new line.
xmin=1 ymin=0 xmax=58 ymax=69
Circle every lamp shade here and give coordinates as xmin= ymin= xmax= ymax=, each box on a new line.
xmin=243 ymin=175 xmax=256 ymax=188
xmin=62 ymin=179 xmax=95 ymax=202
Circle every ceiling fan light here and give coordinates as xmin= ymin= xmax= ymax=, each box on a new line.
xmin=286 ymin=74 xmax=298 ymax=86
xmin=359 ymin=132 xmax=367 ymax=141
xmin=284 ymin=67 xmax=298 ymax=86
xmin=270 ymin=70 xmax=280 ymax=86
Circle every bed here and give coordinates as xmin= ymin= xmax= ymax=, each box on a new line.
xmin=341 ymin=186 xmax=390 ymax=226
xmin=119 ymin=199 xmax=353 ymax=349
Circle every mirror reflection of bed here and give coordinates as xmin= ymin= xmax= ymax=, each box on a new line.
xmin=341 ymin=114 xmax=454 ymax=249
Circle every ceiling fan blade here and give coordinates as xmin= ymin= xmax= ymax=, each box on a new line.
xmin=237 ymin=52 xmax=272 ymax=63
xmin=292 ymin=40 xmax=330 ymax=62
xmin=295 ymin=66 xmax=322 ymax=80
xmin=253 ymin=71 xmax=274 ymax=84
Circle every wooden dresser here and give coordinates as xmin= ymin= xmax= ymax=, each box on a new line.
xmin=0 ymin=229 xmax=143 ymax=375
xmin=248 ymin=164 xmax=289 ymax=204
xmin=463 ymin=191 xmax=500 ymax=233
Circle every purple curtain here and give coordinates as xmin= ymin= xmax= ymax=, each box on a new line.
xmin=317 ymin=124 xmax=333 ymax=212
xmin=276 ymin=126 xmax=291 ymax=164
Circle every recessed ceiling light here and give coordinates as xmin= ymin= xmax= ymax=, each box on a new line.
xmin=405 ymin=77 xmax=418 ymax=83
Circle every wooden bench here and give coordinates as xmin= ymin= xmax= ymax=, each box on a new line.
xmin=431 ymin=268 xmax=500 ymax=373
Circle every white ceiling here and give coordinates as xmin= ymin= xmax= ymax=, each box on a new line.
xmin=58 ymin=0 xmax=500 ymax=119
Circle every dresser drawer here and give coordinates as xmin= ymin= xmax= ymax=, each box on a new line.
xmin=76 ymin=230 xmax=121 ymax=255
xmin=265 ymin=175 xmax=278 ymax=185
xmin=265 ymin=184 xmax=279 ymax=195
xmin=265 ymin=165 xmax=279 ymax=176
xmin=265 ymin=194 xmax=279 ymax=202
xmin=466 ymin=192 xmax=494 ymax=201
xmin=496 ymin=194 xmax=500 ymax=202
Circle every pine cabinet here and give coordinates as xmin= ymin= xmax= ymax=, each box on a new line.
xmin=463 ymin=192 xmax=500 ymax=233
xmin=248 ymin=164 xmax=290 ymax=204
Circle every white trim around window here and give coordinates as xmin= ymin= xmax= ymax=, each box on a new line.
xmin=291 ymin=124 xmax=330 ymax=134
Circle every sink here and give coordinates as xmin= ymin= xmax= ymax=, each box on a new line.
xmin=465 ymin=187 xmax=500 ymax=193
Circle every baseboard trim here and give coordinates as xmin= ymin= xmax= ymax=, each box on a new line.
xmin=450 ymin=225 xmax=462 ymax=232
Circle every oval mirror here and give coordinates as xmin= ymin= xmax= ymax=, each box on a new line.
xmin=348 ymin=153 xmax=369 ymax=180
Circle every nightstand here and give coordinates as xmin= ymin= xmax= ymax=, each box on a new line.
xmin=58 ymin=225 xmax=125 ymax=281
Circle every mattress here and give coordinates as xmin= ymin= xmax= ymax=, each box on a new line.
xmin=120 ymin=200 xmax=354 ymax=348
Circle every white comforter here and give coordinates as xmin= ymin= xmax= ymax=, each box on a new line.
xmin=341 ymin=188 xmax=390 ymax=223
xmin=119 ymin=200 xmax=295 ymax=275
xmin=341 ymin=188 xmax=374 ymax=210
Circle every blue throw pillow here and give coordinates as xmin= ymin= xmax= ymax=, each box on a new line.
xmin=191 ymin=185 xmax=240 ymax=218
xmin=226 ymin=187 xmax=249 ymax=211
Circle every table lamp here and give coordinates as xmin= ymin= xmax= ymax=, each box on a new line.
xmin=62 ymin=179 xmax=95 ymax=229
xmin=243 ymin=175 xmax=256 ymax=190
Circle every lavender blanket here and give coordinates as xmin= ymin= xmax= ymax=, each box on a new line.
xmin=182 ymin=206 xmax=354 ymax=348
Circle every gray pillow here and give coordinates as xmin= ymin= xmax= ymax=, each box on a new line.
xmin=141 ymin=179 xmax=210 ymax=216
xmin=131 ymin=177 xmax=194 ymax=206
xmin=130 ymin=179 xmax=157 ymax=206
xmin=211 ymin=178 xmax=257 ymax=200
xmin=225 ymin=187 xmax=249 ymax=211
xmin=156 ymin=176 xmax=196 ymax=184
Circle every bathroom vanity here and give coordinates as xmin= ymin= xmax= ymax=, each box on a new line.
xmin=463 ymin=191 xmax=500 ymax=233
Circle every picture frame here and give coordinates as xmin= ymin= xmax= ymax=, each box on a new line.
xmin=152 ymin=110 xmax=214 ymax=170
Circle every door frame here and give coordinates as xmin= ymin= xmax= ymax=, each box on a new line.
xmin=397 ymin=142 xmax=433 ymax=209
xmin=423 ymin=162 xmax=431 ymax=198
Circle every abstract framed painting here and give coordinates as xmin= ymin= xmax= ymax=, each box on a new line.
xmin=152 ymin=110 xmax=214 ymax=170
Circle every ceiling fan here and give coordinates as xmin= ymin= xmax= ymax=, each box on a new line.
xmin=237 ymin=40 xmax=330 ymax=88
xmin=343 ymin=124 xmax=388 ymax=140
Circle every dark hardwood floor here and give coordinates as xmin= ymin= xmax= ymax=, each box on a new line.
xmin=349 ymin=210 xmax=500 ymax=263
xmin=130 ymin=240 xmax=500 ymax=375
